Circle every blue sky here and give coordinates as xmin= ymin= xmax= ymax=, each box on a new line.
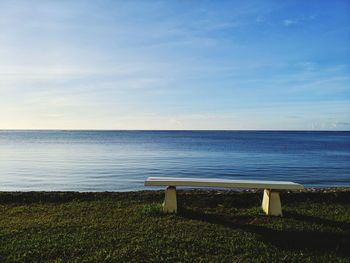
xmin=0 ymin=0 xmax=349 ymax=130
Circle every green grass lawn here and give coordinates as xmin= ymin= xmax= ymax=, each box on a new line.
xmin=0 ymin=189 xmax=349 ymax=262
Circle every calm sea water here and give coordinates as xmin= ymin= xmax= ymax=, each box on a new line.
xmin=0 ymin=130 xmax=349 ymax=191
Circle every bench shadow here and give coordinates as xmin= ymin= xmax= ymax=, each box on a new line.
xmin=283 ymin=211 xmax=350 ymax=230
xmin=282 ymin=191 xmax=350 ymax=205
xmin=178 ymin=192 xmax=261 ymax=209
xmin=178 ymin=207 xmax=350 ymax=257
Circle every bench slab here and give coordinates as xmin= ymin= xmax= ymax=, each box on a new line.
xmin=145 ymin=177 xmax=304 ymax=190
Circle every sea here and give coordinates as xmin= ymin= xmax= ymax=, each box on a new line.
xmin=0 ymin=130 xmax=349 ymax=191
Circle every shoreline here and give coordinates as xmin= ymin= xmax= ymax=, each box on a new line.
xmin=1 ymin=186 xmax=349 ymax=194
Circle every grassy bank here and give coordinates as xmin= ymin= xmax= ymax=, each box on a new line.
xmin=0 ymin=189 xmax=349 ymax=262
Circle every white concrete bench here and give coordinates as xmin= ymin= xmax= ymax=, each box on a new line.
xmin=144 ymin=177 xmax=304 ymax=216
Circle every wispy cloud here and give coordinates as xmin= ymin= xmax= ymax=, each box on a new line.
xmin=282 ymin=14 xmax=318 ymax=26
xmin=283 ymin=19 xmax=298 ymax=26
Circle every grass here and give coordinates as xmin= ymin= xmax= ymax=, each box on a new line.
xmin=0 ymin=189 xmax=349 ymax=262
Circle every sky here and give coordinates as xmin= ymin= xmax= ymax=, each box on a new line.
xmin=0 ymin=0 xmax=349 ymax=130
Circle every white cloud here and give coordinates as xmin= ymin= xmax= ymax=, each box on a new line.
xmin=282 ymin=15 xmax=318 ymax=27
xmin=283 ymin=19 xmax=298 ymax=26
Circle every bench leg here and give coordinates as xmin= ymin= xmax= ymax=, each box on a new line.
xmin=262 ymin=189 xmax=282 ymax=216
xmin=163 ymin=186 xmax=177 ymax=213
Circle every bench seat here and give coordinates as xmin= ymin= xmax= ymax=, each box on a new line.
xmin=144 ymin=177 xmax=304 ymax=216
xmin=145 ymin=177 xmax=303 ymax=190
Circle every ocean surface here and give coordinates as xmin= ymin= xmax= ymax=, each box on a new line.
xmin=0 ymin=130 xmax=349 ymax=191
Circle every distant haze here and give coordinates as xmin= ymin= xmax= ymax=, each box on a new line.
xmin=0 ymin=0 xmax=349 ymax=130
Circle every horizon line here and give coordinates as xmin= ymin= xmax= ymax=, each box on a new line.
xmin=0 ymin=129 xmax=349 ymax=132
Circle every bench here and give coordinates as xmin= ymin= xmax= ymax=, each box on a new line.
xmin=144 ymin=177 xmax=304 ymax=216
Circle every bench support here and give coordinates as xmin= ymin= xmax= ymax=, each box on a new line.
xmin=162 ymin=186 xmax=283 ymax=215
xmin=163 ymin=186 xmax=177 ymax=213
xmin=262 ymin=189 xmax=282 ymax=216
